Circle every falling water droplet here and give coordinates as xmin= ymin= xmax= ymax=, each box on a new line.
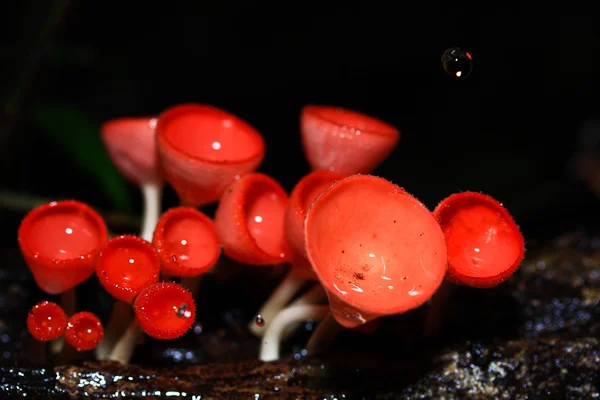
xmin=171 ymin=254 xmax=178 ymax=262
xmin=255 ymin=315 xmax=265 ymax=326
xmin=441 ymin=47 xmax=472 ymax=79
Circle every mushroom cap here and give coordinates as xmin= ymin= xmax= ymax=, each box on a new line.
xmin=301 ymin=105 xmax=399 ymax=176
xmin=96 ymin=235 xmax=160 ymax=304
xmin=433 ymin=191 xmax=525 ymax=288
xmin=153 ymin=207 xmax=221 ymax=277
xmin=18 ymin=200 xmax=108 ymax=294
xmin=305 ymin=175 xmax=447 ymax=328
xmin=157 ymin=104 xmax=265 ymax=207
xmin=285 ymin=170 xmax=344 ymax=275
xmin=214 ymin=173 xmax=290 ymax=266
xmin=101 ymin=117 xmax=160 ymax=185
xmin=133 ymin=283 xmax=195 ymax=340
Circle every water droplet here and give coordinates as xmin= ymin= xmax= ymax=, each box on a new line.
xmin=255 ymin=315 xmax=265 ymax=326
xmin=171 ymin=254 xmax=177 ymax=262
xmin=441 ymin=47 xmax=472 ymax=79
xmin=176 ymin=303 xmax=192 ymax=318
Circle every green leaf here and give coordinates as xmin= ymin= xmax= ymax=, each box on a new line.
xmin=32 ymin=104 xmax=132 ymax=212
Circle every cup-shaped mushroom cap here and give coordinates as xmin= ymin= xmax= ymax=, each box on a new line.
xmin=214 ymin=173 xmax=290 ymax=266
xmin=153 ymin=207 xmax=221 ymax=277
xmin=285 ymin=170 xmax=344 ymax=273
xmin=101 ymin=117 xmax=159 ymax=184
xmin=18 ymin=200 xmax=108 ymax=294
xmin=157 ymin=104 xmax=265 ymax=207
xmin=96 ymin=235 xmax=160 ymax=304
xmin=433 ymin=192 xmax=525 ymax=288
xmin=301 ymin=105 xmax=400 ymax=176
xmin=305 ymin=175 xmax=447 ymax=328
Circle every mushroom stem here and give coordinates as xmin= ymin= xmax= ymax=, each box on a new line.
xmin=50 ymin=289 xmax=76 ymax=354
xmin=140 ymin=182 xmax=162 ymax=242
xmin=95 ymin=301 xmax=132 ymax=360
xmin=305 ymin=313 xmax=344 ymax=356
xmin=281 ymin=284 xmax=327 ymax=339
xmin=108 ymin=320 xmax=142 ymax=364
xmin=249 ymin=271 xmax=307 ymax=337
xmin=423 ymin=281 xmax=455 ymax=337
xmin=259 ymin=304 xmax=329 ymax=362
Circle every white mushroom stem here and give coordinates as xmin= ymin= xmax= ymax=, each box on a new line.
xmin=140 ymin=182 xmax=163 ymax=242
xmin=108 ymin=320 xmax=142 ymax=364
xmin=95 ymin=301 xmax=132 ymax=360
xmin=305 ymin=313 xmax=344 ymax=356
xmin=249 ymin=271 xmax=307 ymax=337
xmin=280 ymin=284 xmax=327 ymax=339
xmin=259 ymin=304 xmax=329 ymax=362
xmin=51 ymin=288 xmax=77 ymax=354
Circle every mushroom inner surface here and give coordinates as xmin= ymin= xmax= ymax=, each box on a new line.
xmin=28 ymin=207 xmax=103 ymax=260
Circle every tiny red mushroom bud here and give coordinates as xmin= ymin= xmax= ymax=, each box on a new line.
xmin=133 ymin=283 xmax=195 ymax=340
xmin=214 ymin=173 xmax=291 ymax=266
xmin=305 ymin=175 xmax=448 ymax=328
xmin=18 ymin=200 xmax=108 ymax=294
xmin=96 ymin=235 xmax=161 ymax=304
xmin=300 ymin=105 xmax=400 ymax=176
xmin=65 ymin=312 xmax=104 ymax=351
xmin=152 ymin=207 xmax=221 ymax=277
xmin=433 ymin=191 xmax=525 ymax=288
xmin=26 ymin=301 xmax=67 ymax=341
xmin=156 ymin=104 xmax=266 ymax=207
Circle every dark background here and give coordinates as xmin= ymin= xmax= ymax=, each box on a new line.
xmin=2 ymin=4 xmax=600 ymax=243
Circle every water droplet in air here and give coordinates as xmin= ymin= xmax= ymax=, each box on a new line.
xmin=441 ymin=47 xmax=472 ymax=79
xmin=255 ymin=315 xmax=265 ymax=326
xmin=171 ymin=254 xmax=177 ymax=262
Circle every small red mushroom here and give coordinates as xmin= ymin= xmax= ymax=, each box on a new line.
xmin=65 ymin=312 xmax=104 ymax=351
xmin=214 ymin=173 xmax=290 ymax=266
xmin=18 ymin=200 xmax=108 ymax=294
xmin=300 ymin=105 xmax=400 ymax=176
xmin=26 ymin=301 xmax=67 ymax=342
xmin=153 ymin=207 xmax=221 ymax=278
xmin=156 ymin=104 xmax=265 ymax=207
xmin=249 ymin=170 xmax=343 ymax=337
xmin=96 ymin=235 xmax=160 ymax=304
xmin=433 ymin=191 xmax=525 ymax=288
xmin=133 ymin=282 xmax=196 ymax=340
xmin=101 ymin=117 xmax=162 ymax=242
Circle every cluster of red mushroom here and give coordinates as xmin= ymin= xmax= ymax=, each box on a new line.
xmin=17 ymin=103 xmax=525 ymax=364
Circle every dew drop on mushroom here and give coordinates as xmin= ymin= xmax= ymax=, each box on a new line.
xmin=441 ymin=47 xmax=473 ymax=79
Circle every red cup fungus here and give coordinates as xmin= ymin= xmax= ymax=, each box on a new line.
xmin=18 ymin=200 xmax=108 ymax=294
xmin=153 ymin=207 xmax=221 ymax=277
xmin=133 ymin=282 xmax=196 ymax=340
xmin=214 ymin=173 xmax=291 ymax=265
xmin=300 ymin=105 xmax=400 ymax=176
xmin=305 ymin=175 xmax=448 ymax=328
xmin=101 ymin=117 xmax=160 ymax=185
xmin=285 ymin=170 xmax=345 ymax=274
xmin=26 ymin=301 xmax=67 ymax=342
xmin=65 ymin=312 xmax=104 ymax=351
xmin=96 ymin=235 xmax=161 ymax=304
xmin=156 ymin=104 xmax=266 ymax=207
xmin=433 ymin=191 xmax=525 ymax=288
